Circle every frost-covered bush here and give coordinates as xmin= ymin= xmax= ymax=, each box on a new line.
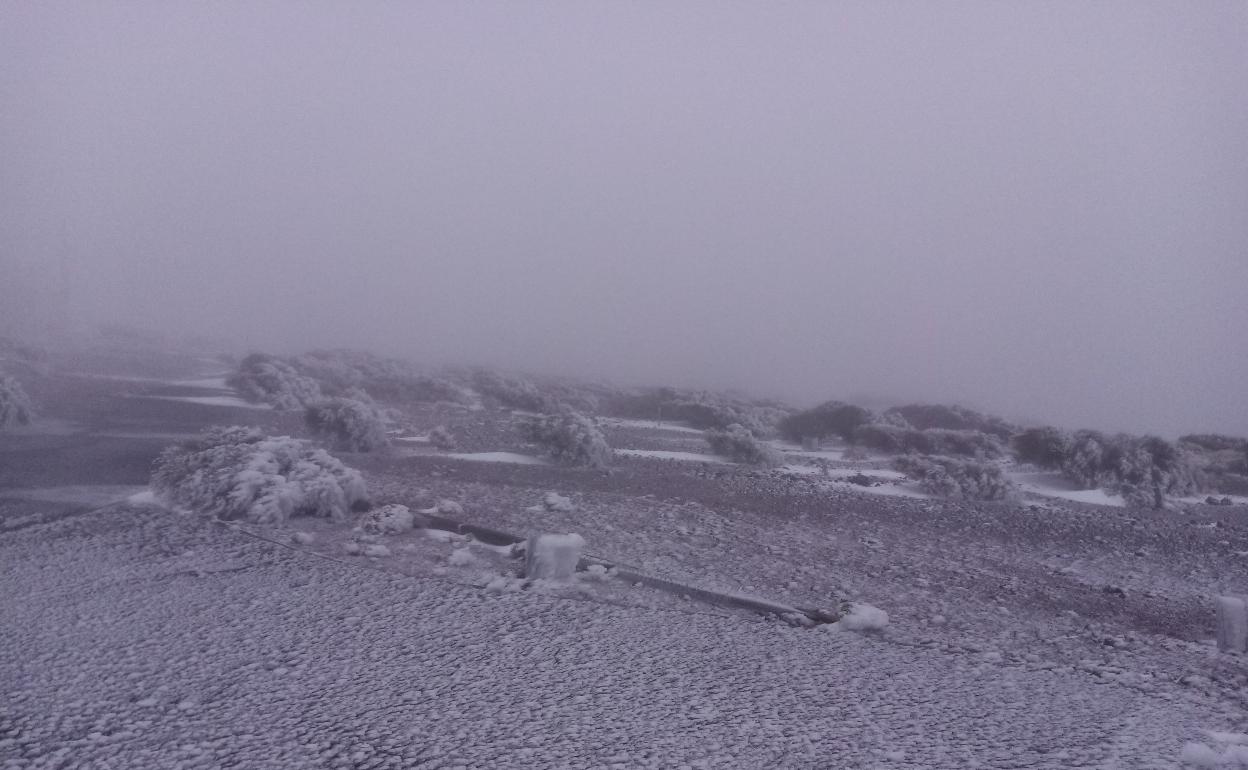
xmin=1057 ymin=431 xmax=1201 ymax=508
xmin=883 ymin=404 xmax=1018 ymax=440
xmin=517 ymin=411 xmax=612 ymax=468
xmin=704 ymin=423 xmax=782 ymax=466
xmin=1178 ymin=434 xmax=1247 ymax=453
xmin=229 ymin=353 xmax=324 ymax=410
xmin=852 ymin=424 xmax=1004 ymax=458
xmin=428 ymin=425 xmax=457 ymax=450
xmin=151 ymin=426 xmax=368 ymax=523
xmin=602 ymin=387 xmax=782 ymax=436
xmin=778 ymin=401 xmax=875 ymax=442
xmin=1112 ymin=436 xmax=1201 ymax=508
xmin=472 ymin=369 xmax=560 ymax=413
xmin=304 ymin=397 xmax=390 ymax=452
xmin=1012 ymin=426 xmax=1073 ymax=469
xmin=0 ymin=374 xmax=34 ymax=430
xmin=894 ymin=455 xmax=1015 ymax=501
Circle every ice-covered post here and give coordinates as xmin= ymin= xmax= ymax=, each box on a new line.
xmin=524 ymin=533 xmax=586 ymax=580
xmin=1215 ymin=596 xmax=1247 ymax=653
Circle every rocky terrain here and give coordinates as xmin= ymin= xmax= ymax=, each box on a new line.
xmin=2 ymin=359 xmax=1247 ymax=768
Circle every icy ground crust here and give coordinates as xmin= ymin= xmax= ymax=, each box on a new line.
xmin=0 ymin=507 xmax=1225 ymax=769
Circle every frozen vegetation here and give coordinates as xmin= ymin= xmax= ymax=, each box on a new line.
xmin=150 ymin=426 xmax=368 ymax=523
xmin=893 ymin=455 xmax=1016 ymax=501
xmin=303 ymin=397 xmax=390 ymax=453
xmin=517 ymin=410 xmax=613 ymax=468
xmin=704 ymin=423 xmax=783 ymax=466
xmin=0 ymin=372 xmax=34 ymax=430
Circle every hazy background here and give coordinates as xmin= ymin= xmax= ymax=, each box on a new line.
xmin=3 ymin=2 xmax=1245 ymax=436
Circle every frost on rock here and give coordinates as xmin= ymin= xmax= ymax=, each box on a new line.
xmin=0 ymin=373 xmax=35 ymax=430
xmin=524 ymin=533 xmax=586 ymax=580
xmin=543 ymin=492 xmax=575 ymax=512
xmin=435 ymin=499 xmax=464 ymax=517
xmin=150 ymin=426 xmax=368 ymax=524
xmin=1215 ymin=596 xmax=1248 ymax=653
xmin=829 ymin=603 xmax=890 ymax=633
xmin=361 ymin=504 xmax=416 ymax=535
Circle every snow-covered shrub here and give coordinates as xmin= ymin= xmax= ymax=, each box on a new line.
xmin=1111 ymin=435 xmax=1201 ymax=509
xmin=472 ymin=369 xmax=560 ymax=413
xmin=853 ymin=424 xmax=1004 ymax=458
xmin=304 ymin=397 xmax=389 ymax=452
xmin=0 ymin=374 xmax=34 ymax=430
xmin=1178 ymin=434 xmax=1247 ymax=453
xmin=151 ymin=426 xmax=368 ymax=524
xmin=778 ymin=401 xmax=875 ymax=442
xmin=229 ymin=353 xmax=324 ymax=410
xmin=894 ymin=455 xmax=1015 ymax=501
xmin=1012 ymin=426 xmax=1073 ymax=469
xmin=704 ymin=423 xmax=782 ymax=466
xmin=428 ymin=425 xmax=457 ymax=450
xmin=517 ymin=411 xmax=613 ymax=468
xmin=883 ymin=404 xmax=1018 ymax=440
xmin=603 ymin=387 xmax=782 ymax=436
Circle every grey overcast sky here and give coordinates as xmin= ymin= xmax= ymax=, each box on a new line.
xmin=2 ymin=2 xmax=1246 ymax=436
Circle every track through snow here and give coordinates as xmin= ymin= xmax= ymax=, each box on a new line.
xmin=0 ymin=506 xmax=1224 ymax=769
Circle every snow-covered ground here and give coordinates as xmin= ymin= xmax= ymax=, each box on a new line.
xmin=138 ymin=394 xmax=271 ymax=410
xmin=4 ymin=368 xmax=1248 ymax=768
xmin=444 ymin=451 xmax=549 ymax=465
xmin=0 ymin=504 xmax=1231 ymax=769
xmin=616 ymin=448 xmax=729 ymax=463
xmin=1010 ymin=470 xmax=1127 ymax=507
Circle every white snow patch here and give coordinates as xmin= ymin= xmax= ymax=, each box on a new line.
xmin=603 ymin=418 xmax=704 ymax=435
xmin=1010 ymin=471 xmax=1126 ymax=507
xmin=393 ymin=435 xmax=430 ymax=444
xmin=0 ymin=485 xmax=148 ymax=506
xmin=140 ymin=395 xmax=271 ymax=410
xmin=424 ymin=529 xmax=463 ymax=543
xmin=444 ymin=452 xmax=548 ymax=465
xmin=615 ymin=449 xmax=729 ymax=463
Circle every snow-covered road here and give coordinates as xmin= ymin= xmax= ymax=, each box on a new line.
xmin=0 ymin=505 xmax=1221 ymax=769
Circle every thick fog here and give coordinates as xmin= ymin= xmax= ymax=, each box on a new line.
xmin=3 ymin=2 xmax=1245 ymax=437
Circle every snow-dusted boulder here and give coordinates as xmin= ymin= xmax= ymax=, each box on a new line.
xmin=524 ymin=533 xmax=585 ymax=580
xmin=828 ymin=603 xmax=889 ymax=633
xmin=361 ymin=504 xmax=417 ymax=535
xmin=543 ymin=492 xmax=575 ymax=512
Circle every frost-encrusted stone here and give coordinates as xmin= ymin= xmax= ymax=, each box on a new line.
xmin=436 ymin=499 xmax=464 ymax=517
xmin=1215 ymin=595 xmax=1247 ymax=653
xmin=362 ymin=504 xmax=416 ymax=534
xmin=543 ymin=492 xmax=574 ymax=512
xmin=828 ymin=603 xmax=890 ymax=633
xmin=524 ymin=533 xmax=585 ymax=580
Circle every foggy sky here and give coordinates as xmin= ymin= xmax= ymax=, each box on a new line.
xmin=3 ymin=2 xmax=1246 ymax=437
